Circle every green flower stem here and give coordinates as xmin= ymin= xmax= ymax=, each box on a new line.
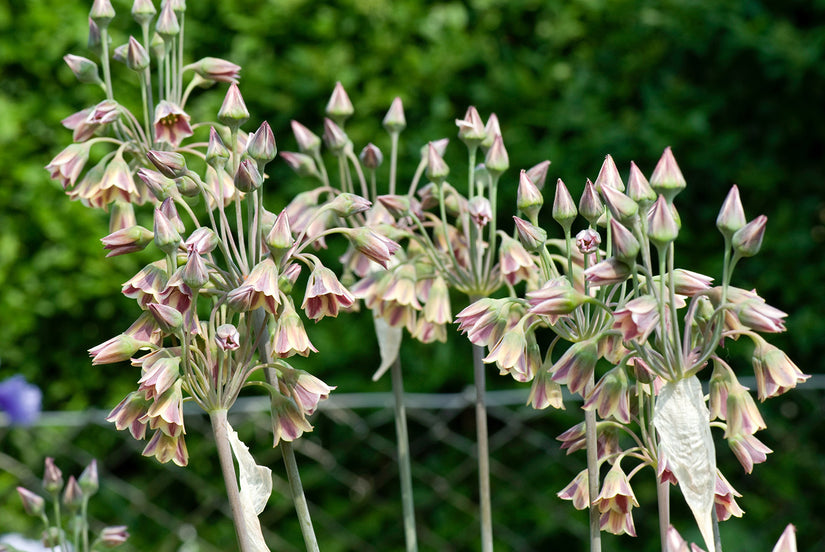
xmin=177 ymin=15 xmax=185 ymax=104
xmin=139 ymin=71 xmax=152 ymax=147
xmin=471 ymin=343 xmax=494 ymax=552
xmin=666 ymin=244 xmax=684 ymax=369
xmin=100 ymin=29 xmax=114 ymax=101
xmin=281 ymin=441 xmax=320 ymax=552
xmin=712 ymin=505 xmax=723 ymax=552
xmin=209 ymin=408 xmax=253 ymax=552
xmin=81 ymin=495 xmax=90 ymax=552
xmin=584 ymin=401 xmax=602 ymax=552
xmin=482 ymin=174 xmax=500 ymax=281
xmin=345 ymin=149 xmax=369 ymax=198
xmin=657 ymin=479 xmax=670 ymax=552
xmin=389 ymin=131 xmax=400 ymax=195
xmin=390 ymin=356 xmax=418 ymax=552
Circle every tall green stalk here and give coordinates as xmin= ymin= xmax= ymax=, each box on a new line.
xmin=391 ymin=356 xmax=418 ymax=552
xmin=472 ymin=343 xmax=494 ymax=552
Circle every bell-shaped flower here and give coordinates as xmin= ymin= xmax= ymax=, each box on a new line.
xmin=499 ymin=234 xmax=535 ymax=285
xmin=302 ymin=265 xmax=354 ymax=320
xmin=549 ymin=339 xmax=599 ymax=397
xmin=145 ymin=379 xmax=184 ymax=432
xmin=557 ymin=469 xmax=589 ymax=510
xmin=423 ymin=277 xmax=452 ymax=325
xmin=106 ymin=391 xmax=151 ymax=439
xmin=584 ymin=366 xmax=631 ymax=423
xmin=346 ymin=227 xmax=400 ymax=269
xmin=728 ymin=432 xmax=772 ymax=474
xmin=752 ymin=340 xmax=809 ymax=400
xmin=138 ymin=353 xmax=181 ymax=402
xmin=724 ymin=382 xmax=767 ymax=438
xmin=47 ymin=143 xmax=91 ymax=189
xmin=123 ymin=261 xmax=168 ymax=307
xmin=270 ymin=393 xmax=313 ymax=446
xmin=412 ymin=317 xmax=447 ymax=344
xmin=153 ymin=101 xmax=193 ymax=147
xmin=594 ymin=462 xmax=639 ymax=536
xmin=557 ymin=422 xmax=586 ymax=455
xmin=142 ymin=430 xmax=188 ymax=466
xmin=89 ymin=333 xmax=150 ymax=365
xmin=380 ymin=265 xmax=421 ymax=310
xmin=272 ymin=302 xmax=317 ymax=358
xmin=216 ymin=324 xmax=241 ymax=351
xmin=226 ymin=258 xmax=281 ymax=314
xmin=527 ymin=362 xmax=565 ymax=410
xmin=613 ymin=295 xmax=660 ymax=343
xmin=527 ymin=277 xmax=588 ymax=322
xmin=282 ymin=369 xmax=335 ymax=416
xmin=714 ymin=469 xmax=744 ymax=522
xmin=584 ymin=258 xmax=631 ymax=287
xmin=456 ymin=298 xmax=522 ymax=348
xmin=483 ymin=323 xmax=528 ymax=375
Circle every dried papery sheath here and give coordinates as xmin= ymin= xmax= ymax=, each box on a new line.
xmin=653 ymin=376 xmax=716 ymax=552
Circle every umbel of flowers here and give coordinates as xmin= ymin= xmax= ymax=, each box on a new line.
xmin=456 ymin=149 xmax=807 ymax=551
xmin=46 ymin=2 xmax=399 ymax=551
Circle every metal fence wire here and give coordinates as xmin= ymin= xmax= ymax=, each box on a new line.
xmin=2 ymin=380 xmax=824 ymax=552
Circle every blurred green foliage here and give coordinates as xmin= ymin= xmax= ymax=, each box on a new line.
xmin=1 ymin=0 xmax=823 ymax=549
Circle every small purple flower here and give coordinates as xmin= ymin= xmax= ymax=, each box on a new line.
xmin=0 ymin=375 xmax=42 ymax=426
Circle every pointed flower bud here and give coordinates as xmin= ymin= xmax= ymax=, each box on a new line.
xmin=234 ymin=158 xmax=263 ymax=193
xmin=43 ymin=458 xmax=63 ymax=494
xmin=771 ymin=524 xmax=797 ymax=552
xmin=731 ymin=215 xmax=766 ymax=258
xmin=650 ymin=147 xmax=686 ymax=202
xmin=484 ymin=134 xmax=509 ymax=176
xmin=147 ymin=150 xmax=187 ymax=179
xmin=610 ymin=219 xmax=640 ymax=263
xmin=326 ymin=81 xmax=354 ymax=124
xmin=594 ymin=154 xmax=625 ymax=192
xmin=627 ymin=161 xmax=656 ymax=205
xmin=481 ymin=113 xmax=501 ymax=151
xmin=184 ymin=57 xmax=241 ymax=83
xmin=90 ymin=0 xmax=115 ymax=29
xmin=359 ymin=143 xmax=383 ymax=170
xmin=101 ymin=225 xmax=154 ymax=257
xmin=579 ymin=179 xmax=604 ymax=226
xmin=383 ymin=97 xmax=406 ymax=133
xmin=456 ymin=106 xmax=486 ymax=147
xmin=155 ymin=0 xmax=180 ymax=38
xmin=150 ymin=31 xmax=165 ymax=60
xmin=64 ymin=54 xmax=103 ymax=85
xmin=290 ymin=120 xmax=321 ymax=154
xmin=716 ymin=185 xmax=747 ymax=240
xmin=552 ymin=179 xmax=577 ymax=231
xmin=328 ymin=193 xmax=371 ymax=217
xmin=517 ymin=170 xmax=543 ymax=223
xmin=217 ymin=83 xmax=249 ymax=128
xmin=126 ymin=36 xmax=150 ymax=72
xmin=17 ymin=487 xmax=45 ymax=517
xmin=147 ymin=303 xmax=183 ymax=333
xmin=647 ymin=195 xmax=679 ymax=249
xmin=206 ymin=127 xmax=230 ymax=170
xmin=62 ymin=476 xmax=83 ymax=509
xmin=266 ymin=210 xmax=294 ymax=258
xmin=347 ymin=227 xmax=400 ymax=269
xmin=584 ymin=258 xmax=632 ymax=287
xmin=280 ymin=151 xmax=321 ymax=179
xmin=153 ymin=206 xmax=181 ymax=254
xmin=322 ymin=117 xmax=349 ymax=153
xmin=132 ymin=0 xmax=157 ymax=26
xmin=600 ymin=184 xmax=638 ymax=224
xmin=527 ymin=160 xmax=551 ymax=190
xmin=513 ymin=216 xmax=547 ymax=252
xmin=426 ymin=142 xmax=450 ymax=184
xmin=99 ymin=526 xmax=130 ymax=547
xmin=246 ymin=121 xmax=277 ymax=168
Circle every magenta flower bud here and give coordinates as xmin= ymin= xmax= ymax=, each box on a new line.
xmin=290 ymin=120 xmax=321 ymax=154
xmin=247 ymin=121 xmax=277 ymax=169
xmin=610 ymin=219 xmax=640 ymax=263
xmin=526 ymin=277 xmax=588 ymax=318
xmin=647 ymin=195 xmax=679 ymax=249
xmin=359 ymin=143 xmax=383 ymax=170
xmin=526 ymin=159 xmax=551 ymax=190
xmin=731 ymin=215 xmax=767 ymax=258
xmin=728 ymin=432 xmax=772 ymax=474
xmin=137 ymin=168 xmax=174 ymax=200
xmin=126 ymin=36 xmax=150 ymax=72
xmin=17 ymin=487 xmax=45 ymax=517
xmin=62 ymin=475 xmax=83 ymax=509
xmin=216 ymin=324 xmax=241 ymax=351
xmin=99 ymin=526 xmax=130 ymax=547
xmin=517 ymin=170 xmax=543 ymax=223
xmin=131 ymin=0 xmax=157 ymax=26
xmin=575 ymin=228 xmax=601 ymax=255
xmin=326 ymin=81 xmax=354 ymax=124
xmin=594 ymin=154 xmax=625 ymax=193
xmin=716 ymin=184 xmax=747 ymax=240
xmin=329 ymin=192 xmax=371 ymax=217
xmin=552 ymin=179 xmax=577 ymax=231
xmin=185 ymin=56 xmax=241 ymax=83
xmin=627 ymin=161 xmax=656 ymax=205
xmin=101 ymin=225 xmax=154 ymax=257
xmin=64 ymin=54 xmax=103 ymax=85
xmin=382 ymin=97 xmax=406 ymax=133
xmin=600 ymin=184 xmax=638 ymax=224
xmin=147 ymin=150 xmax=187 ymax=179
xmin=753 ymin=340 xmax=809 ymax=400
xmin=153 ymin=207 xmax=181 ymax=254
xmin=43 ymin=458 xmax=63 ymax=494
xmin=322 ymin=117 xmax=349 ymax=153
xmin=649 ymin=146 xmax=687 ymax=202
xmin=234 ymin=158 xmax=263 ymax=193
xmin=513 ymin=216 xmax=547 ymax=252
xmin=456 ymin=106 xmax=486 ymax=147
xmin=578 ymin=179 xmax=604 ymax=226
xmin=484 ymin=134 xmax=509 ymax=176
xmin=481 ymin=113 xmax=501 ymax=151
xmin=90 ymin=0 xmax=115 ymax=29
xmin=266 ymin=210 xmax=294 ymax=256
xmin=155 ymin=0 xmax=179 ymax=38
xmin=426 ymin=142 xmax=450 ymax=184
xmin=217 ymin=83 xmax=249 ymax=128
xmin=280 ymin=151 xmax=320 ymax=179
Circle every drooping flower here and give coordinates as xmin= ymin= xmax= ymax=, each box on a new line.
xmin=153 ymin=101 xmax=193 ymax=147
xmin=549 ymin=339 xmax=599 ymax=396
xmin=728 ymin=432 xmax=772 ymax=474
xmin=185 ymin=56 xmax=241 ymax=83
xmin=302 ymin=265 xmax=354 ymax=320
xmin=272 ymin=302 xmax=317 ymax=358
xmin=752 ymin=339 xmax=809 ymax=400
xmin=226 ymin=257 xmax=281 ymax=314
xmin=584 ymin=258 xmax=631 ymax=287
xmin=123 ymin=261 xmax=169 ymax=307
xmin=557 ymin=469 xmax=589 ymax=510
xmin=584 ymin=365 xmax=631 ymax=424
xmin=101 ymin=225 xmax=154 ymax=257
xmin=270 ymin=394 xmax=313 ymax=446
xmin=0 ymin=375 xmax=42 ymax=426
xmin=281 ymin=369 xmax=335 ymax=416
xmin=142 ymin=430 xmax=188 ymax=466
xmin=613 ymin=295 xmax=660 ymax=344
xmin=594 ymin=462 xmax=639 ymax=536
xmin=499 ymin=234 xmax=535 ymax=285
xmin=714 ymin=469 xmax=744 ymax=522
xmin=46 ymin=143 xmax=91 ymax=189
xmin=106 ymin=390 xmax=151 ymax=439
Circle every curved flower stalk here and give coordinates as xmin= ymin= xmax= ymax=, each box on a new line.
xmin=457 ymin=150 xmax=806 ymax=551
xmin=49 ymin=5 xmax=398 ymax=551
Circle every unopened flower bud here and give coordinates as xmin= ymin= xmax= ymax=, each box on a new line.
xmin=732 ymin=215 xmax=767 ymax=258
xmin=627 ymin=161 xmax=656 ymax=205
xmin=648 ymin=195 xmax=679 ymax=249
xmin=42 ymin=527 xmax=61 ymax=549
xmin=527 ymin=160 xmax=551 ymax=190
xmin=205 ymin=127 xmax=230 ymax=170
xmin=150 ymin=31 xmax=165 ymax=60
xmin=359 ymin=143 xmax=383 ymax=170
xmin=266 ymin=210 xmax=294 ymax=258
xmin=513 ymin=216 xmax=547 ymax=252
xmin=216 ymin=324 xmax=241 ymax=351
xmin=517 ymin=170 xmax=543 ymax=223
xmin=153 ymin=207 xmax=181 ymax=254
xmin=155 ymin=1 xmax=179 ymax=39
xmin=290 ymin=120 xmax=321 ymax=155
xmin=468 ymin=196 xmax=492 ymax=227
xmin=137 ymin=168 xmax=175 ymax=200
xmin=43 ymin=458 xmax=63 ymax=494
xmin=717 ymin=185 xmax=747 ymax=241
xmin=101 ymin=225 xmax=154 ymax=257
xmin=610 ymin=219 xmax=640 ymax=264
xmin=326 ymin=81 xmax=354 ymax=124
xmin=185 ymin=57 xmax=240 ymax=83
xmin=579 ymin=179 xmax=604 ymax=226
xmin=322 ymin=117 xmax=349 ymax=153
xmin=87 ymin=18 xmax=102 ymax=57
xmin=169 ymin=0 xmax=186 ymax=15
xmin=484 ymin=134 xmax=509 ymax=176
xmin=650 ymin=147 xmax=686 ymax=202
xmin=182 ymin=251 xmax=209 ymax=289
xmin=234 ymin=158 xmax=263 ymax=193
xmin=64 ymin=54 xmax=103 ymax=85
xmin=175 ymin=173 xmax=201 ymax=197
xmin=481 ymin=114 xmax=501 ymax=151
xmin=147 ymin=150 xmax=187 ymax=179
xmin=377 ymin=194 xmax=412 ymax=218
xmin=280 ymin=151 xmax=321 ymax=180
xmin=99 ymin=526 xmax=130 ymax=547
xmin=329 ymin=193 xmax=371 ymax=217
xmin=456 ymin=106 xmax=486 ymax=147
xmin=426 ymin=142 xmax=450 ymax=184
xmin=246 ymin=121 xmax=277 ymax=169
xmin=112 ymin=43 xmax=129 ymax=65
xmin=17 ymin=487 xmax=45 ymax=517
xmin=62 ymin=476 xmax=83 ymax=509
xmin=126 ymin=36 xmax=150 ymax=72
xmin=383 ymin=97 xmax=406 ymax=133
xmin=217 ymin=83 xmax=249 ymax=129
xmin=601 ymin=184 xmax=638 ymax=224
xmin=90 ymin=0 xmax=115 ymax=29
xmin=594 ymin=154 xmax=625 ymax=192
xmin=552 ymin=179 xmax=577 ymax=232
xmin=131 ymin=0 xmax=157 ymax=26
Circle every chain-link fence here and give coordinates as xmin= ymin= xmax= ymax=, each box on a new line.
xmin=2 ymin=379 xmax=824 ymax=551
